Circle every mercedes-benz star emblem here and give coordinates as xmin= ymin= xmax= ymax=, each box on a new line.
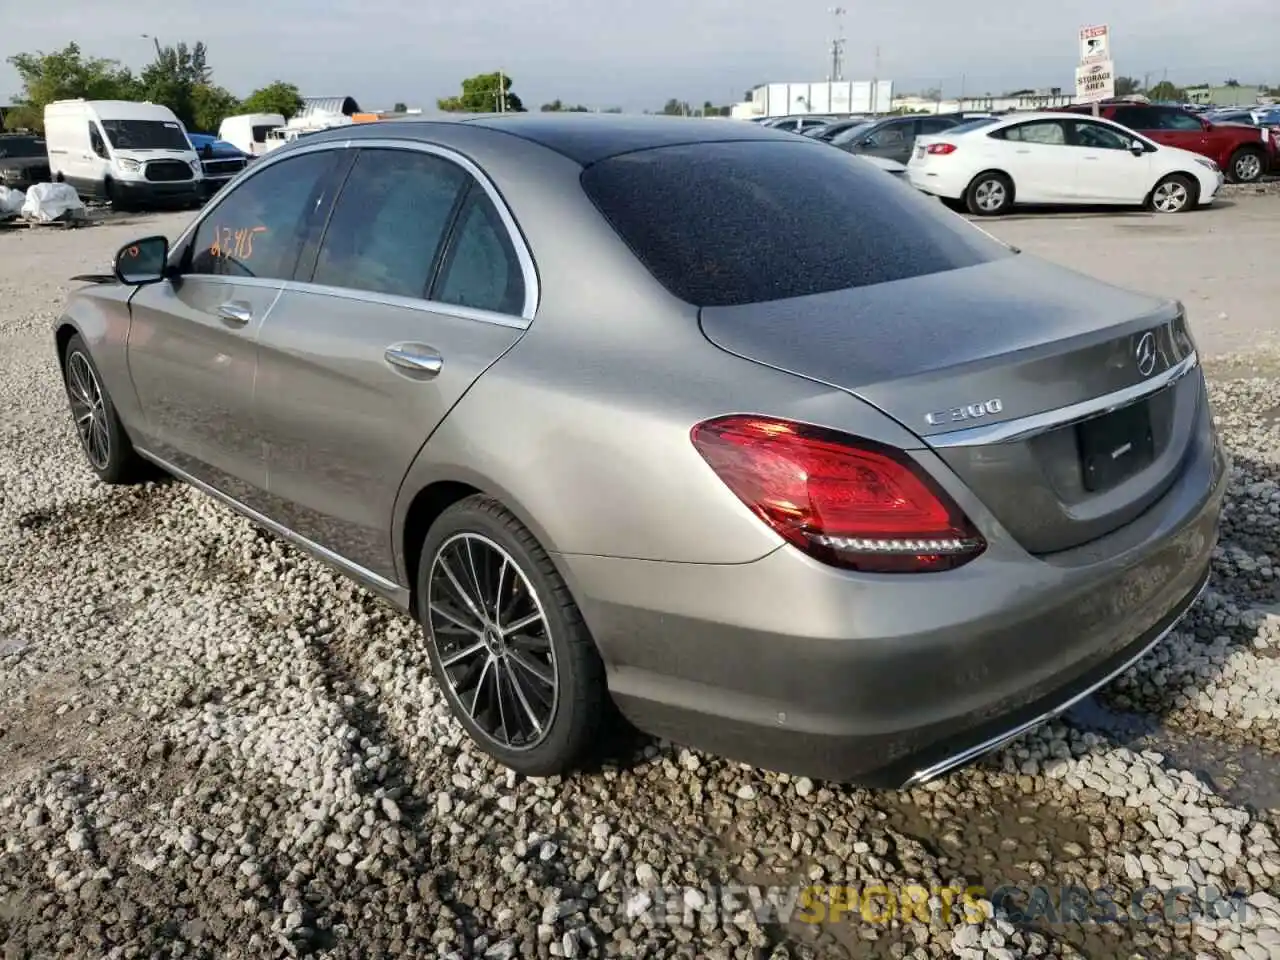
xmin=1135 ymin=332 xmax=1157 ymax=378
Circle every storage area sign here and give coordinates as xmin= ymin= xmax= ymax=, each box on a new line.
xmin=1075 ymin=60 xmax=1115 ymax=103
xmin=1079 ymin=24 xmax=1110 ymax=63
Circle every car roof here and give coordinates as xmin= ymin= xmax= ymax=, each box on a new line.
xmin=975 ymin=110 xmax=1120 ymax=125
xmin=311 ymin=113 xmax=804 ymax=166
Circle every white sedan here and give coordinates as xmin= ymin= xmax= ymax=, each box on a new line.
xmin=906 ymin=111 xmax=1224 ymax=215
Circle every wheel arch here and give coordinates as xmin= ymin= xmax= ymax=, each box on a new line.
xmin=395 ymin=469 xmax=582 ymax=619
xmin=1146 ymin=170 xmax=1200 ymax=210
xmin=966 ymin=168 xmax=1015 ymax=197
xmin=1226 ymin=143 xmax=1266 ymax=182
xmin=55 ymin=320 xmax=81 ymax=365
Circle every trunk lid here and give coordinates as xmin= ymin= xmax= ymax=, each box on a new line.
xmin=699 ymin=255 xmax=1201 ymax=555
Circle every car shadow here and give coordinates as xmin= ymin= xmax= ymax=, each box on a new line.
xmin=970 ymin=198 xmax=1239 ymax=221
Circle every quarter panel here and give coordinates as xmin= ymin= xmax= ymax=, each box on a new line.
xmin=398 ymin=329 xmax=927 ymax=570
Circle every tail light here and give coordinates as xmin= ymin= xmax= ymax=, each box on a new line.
xmin=690 ymin=415 xmax=986 ymax=573
xmin=926 ymin=143 xmax=957 ymax=155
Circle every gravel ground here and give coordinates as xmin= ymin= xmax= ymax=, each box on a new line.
xmin=2 ymin=204 xmax=1280 ymax=960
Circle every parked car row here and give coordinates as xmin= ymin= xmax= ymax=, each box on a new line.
xmin=1058 ymin=100 xmax=1277 ymax=183
xmin=907 ymin=112 xmax=1224 ymax=215
xmin=3 ymin=98 xmax=256 ymax=214
xmin=759 ymin=99 xmax=1272 ymax=217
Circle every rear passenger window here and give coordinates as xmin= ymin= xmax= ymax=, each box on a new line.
xmin=1001 ymin=121 xmax=1066 ymax=144
xmin=1111 ymin=107 xmax=1151 ymax=129
xmin=189 ymin=150 xmax=341 ymax=280
xmin=311 ymin=148 xmax=467 ymax=299
xmin=919 ymin=118 xmax=956 ymax=134
xmin=432 ymin=190 xmax=526 ymax=315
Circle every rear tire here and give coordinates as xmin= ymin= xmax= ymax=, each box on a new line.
xmin=1149 ymin=174 xmax=1196 ymax=213
xmin=965 ymin=171 xmax=1013 ymax=216
xmin=417 ymin=495 xmax=608 ymax=777
xmin=1227 ymin=147 xmax=1265 ymax=184
xmin=60 ymin=334 xmax=149 ymax=484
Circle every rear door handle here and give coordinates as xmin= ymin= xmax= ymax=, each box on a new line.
xmin=216 ymin=301 xmax=252 ymax=326
xmin=384 ymin=342 xmax=443 ymax=379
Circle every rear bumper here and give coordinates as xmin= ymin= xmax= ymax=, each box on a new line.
xmin=562 ymin=395 xmax=1227 ymax=788
xmin=906 ymin=165 xmax=959 ymax=198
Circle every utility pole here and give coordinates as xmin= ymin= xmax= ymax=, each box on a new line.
xmin=871 ymin=44 xmax=881 ymax=114
xmin=828 ymin=7 xmax=846 ymax=82
xmin=498 ymin=69 xmax=507 ymax=113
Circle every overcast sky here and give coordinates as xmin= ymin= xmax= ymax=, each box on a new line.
xmin=2 ymin=0 xmax=1275 ymax=112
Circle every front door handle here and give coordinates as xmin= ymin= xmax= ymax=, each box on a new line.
xmin=384 ymin=342 xmax=443 ymax=379
xmin=216 ymin=301 xmax=252 ymax=326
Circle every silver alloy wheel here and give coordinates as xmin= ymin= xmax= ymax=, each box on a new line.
xmin=974 ymin=179 xmax=1006 ymax=212
xmin=1152 ymin=179 xmax=1189 ymax=213
xmin=426 ymin=532 xmax=558 ymax=751
xmin=66 ymin=351 xmax=110 ymax=470
xmin=1234 ymin=152 xmax=1262 ymax=182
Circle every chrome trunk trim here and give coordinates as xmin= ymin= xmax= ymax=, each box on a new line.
xmin=926 ymin=351 xmax=1199 ymax=449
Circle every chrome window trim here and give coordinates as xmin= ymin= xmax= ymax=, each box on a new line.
xmin=169 ymin=136 xmax=540 ymax=324
xmin=283 ymin=280 xmax=530 ymax=331
xmin=926 ymin=350 xmax=1199 ymax=449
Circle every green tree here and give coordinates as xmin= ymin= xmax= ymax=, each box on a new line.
xmin=660 ymin=98 xmax=691 ymax=116
xmin=392 ymin=101 xmax=407 ymax=113
xmin=191 ymin=82 xmax=241 ymax=132
xmin=240 ymin=81 xmax=304 ymax=120
xmin=1147 ymin=80 xmax=1186 ymax=101
xmin=540 ymin=99 xmax=589 ymax=112
xmin=602 ymin=107 xmax=623 ymax=113
xmin=1115 ymin=76 xmax=1142 ymax=96
xmin=137 ymin=41 xmax=213 ymax=128
xmin=5 ymin=42 xmax=138 ymax=131
xmin=438 ymin=72 xmax=525 ymax=112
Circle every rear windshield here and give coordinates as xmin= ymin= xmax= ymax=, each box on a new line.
xmin=252 ymin=124 xmax=275 ymax=142
xmin=579 ymin=139 xmax=1014 ymax=307
xmin=0 ymin=136 xmax=46 ymax=158
xmin=101 ymin=119 xmax=189 ymax=151
xmin=830 ymin=122 xmax=876 ymax=145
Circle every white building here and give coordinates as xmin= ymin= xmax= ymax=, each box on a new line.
xmin=890 ymin=89 xmax=1079 ymax=115
xmin=731 ymin=80 xmax=894 ymax=119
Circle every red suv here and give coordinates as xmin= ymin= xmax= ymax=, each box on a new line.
xmin=1061 ymin=101 xmax=1275 ymax=183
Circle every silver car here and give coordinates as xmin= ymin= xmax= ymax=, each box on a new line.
xmin=56 ymin=115 xmax=1227 ymax=787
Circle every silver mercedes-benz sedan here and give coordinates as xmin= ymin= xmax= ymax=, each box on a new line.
xmin=55 ymin=115 xmax=1227 ymax=788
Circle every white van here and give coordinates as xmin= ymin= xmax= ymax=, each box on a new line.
xmin=44 ymin=99 xmax=203 ymax=209
xmin=217 ymin=113 xmax=286 ymax=157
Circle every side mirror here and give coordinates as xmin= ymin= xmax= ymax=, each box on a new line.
xmin=114 ymin=236 xmax=170 ymax=285
xmin=1129 ymin=139 xmax=1146 ymax=156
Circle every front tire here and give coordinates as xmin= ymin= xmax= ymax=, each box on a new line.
xmin=965 ymin=171 xmax=1013 ymax=216
xmin=61 ymin=334 xmax=148 ymax=484
xmin=1149 ymin=174 xmax=1196 ymax=213
xmin=1227 ymin=147 xmax=1265 ymax=184
xmin=417 ymin=496 xmax=608 ymax=777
